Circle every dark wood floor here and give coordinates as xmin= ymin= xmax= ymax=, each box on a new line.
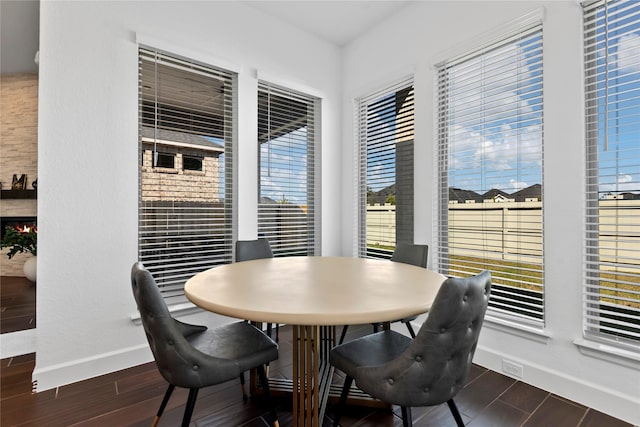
xmin=0 ymin=276 xmax=36 ymax=334
xmin=0 ymin=323 xmax=632 ymax=427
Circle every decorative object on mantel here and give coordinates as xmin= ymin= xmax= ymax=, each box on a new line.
xmin=1 ymin=224 xmax=37 ymax=282
xmin=11 ymin=174 xmax=28 ymax=190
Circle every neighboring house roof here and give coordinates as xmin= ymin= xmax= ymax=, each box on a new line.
xmin=604 ymin=192 xmax=640 ymax=200
xmin=449 ymin=188 xmax=483 ymax=203
xmin=260 ymin=196 xmax=277 ymax=204
xmin=141 ymin=126 xmax=224 ymax=152
xmin=512 ymin=184 xmax=542 ymax=202
xmin=372 ymin=184 xmax=543 ymax=204
xmin=448 ymin=185 xmax=542 ymax=203
xmin=368 ymin=184 xmax=396 ymax=204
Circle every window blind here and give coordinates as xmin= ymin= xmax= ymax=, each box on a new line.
xmin=257 ymin=81 xmax=318 ymax=256
xmin=583 ymin=0 xmax=640 ymax=346
xmin=356 ymin=76 xmax=415 ymax=259
xmin=138 ymin=47 xmax=235 ymax=304
xmin=436 ymin=23 xmax=545 ymax=325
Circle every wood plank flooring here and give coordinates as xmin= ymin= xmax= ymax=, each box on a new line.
xmin=0 ymin=324 xmax=632 ymax=427
xmin=0 ymin=276 xmax=35 ymax=334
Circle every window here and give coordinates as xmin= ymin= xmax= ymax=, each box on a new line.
xmin=583 ymin=0 xmax=640 ymax=346
xmin=138 ymin=47 xmax=234 ymax=304
xmin=356 ymin=76 xmax=415 ymax=259
xmin=183 ymin=155 xmax=203 ymax=171
xmin=257 ymin=82 xmax=319 ymax=256
xmin=155 ymin=152 xmax=175 ymax=169
xmin=436 ymin=22 xmax=545 ymax=325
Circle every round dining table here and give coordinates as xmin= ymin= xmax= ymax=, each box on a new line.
xmin=185 ymin=256 xmax=446 ymax=427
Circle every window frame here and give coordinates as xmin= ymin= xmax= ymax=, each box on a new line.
xmin=435 ymin=20 xmax=546 ymax=328
xmin=257 ymin=80 xmax=321 ymax=256
xmin=355 ymin=76 xmax=415 ymax=260
xmin=582 ymin=0 xmax=640 ymax=350
xmin=138 ymin=46 xmax=236 ymax=305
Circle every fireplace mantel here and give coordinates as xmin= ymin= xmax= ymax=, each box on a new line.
xmin=1 ymin=190 xmax=37 ymax=199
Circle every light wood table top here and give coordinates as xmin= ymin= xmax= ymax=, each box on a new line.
xmin=185 ymin=256 xmax=446 ymax=326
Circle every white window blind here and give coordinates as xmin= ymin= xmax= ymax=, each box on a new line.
xmin=138 ymin=47 xmax=235 ymax=304
xmin=436 ymin=23 xmax=545 ymax=325
xmin=583 ymin=0 xmax=640 ymax=346
xmin=356 ymin=76 xmax=415 ymax=259
xmin=257 ymin=82 xmax=318 ymax=256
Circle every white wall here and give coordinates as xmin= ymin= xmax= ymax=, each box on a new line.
xmin=341 ymin=1 xmax=639 ymax=424
xmin=33 ymin=1 xmax=640 ymax=423
xmin=34 ymin=0 xmax=341 ymax=391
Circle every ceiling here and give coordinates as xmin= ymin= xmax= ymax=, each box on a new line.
xmin=243 ymin=1 xmax=411 ymax=46
xmin=0 ymin=1 xmax=410 ymax=74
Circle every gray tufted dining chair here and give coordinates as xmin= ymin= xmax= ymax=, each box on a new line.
xmin=235 ymin=238 xmax=278 ymax=341
xmin=330 ymin=270 xmax=491 ymax=426
xmin=131 ymin=262 xmax=280 ymax=427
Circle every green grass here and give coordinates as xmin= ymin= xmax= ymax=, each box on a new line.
xmin=447 ymin=255 xmax=639 ymax=309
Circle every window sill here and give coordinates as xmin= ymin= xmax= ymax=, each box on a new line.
xmin=183 ymin=169 xmax=205 ymax=176
xmin=573 ymin=338 xmax=640 ymax=369
xmin=483 ymin=314 xmax=552 ymax=344
xmin=153 ymin=167 xmax=178 ymax=174
xmin=130 ymin=301 xmax=203 ymax=325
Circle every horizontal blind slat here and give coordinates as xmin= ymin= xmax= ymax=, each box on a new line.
xmin=139 ymin=46 xmax=234 ymax=302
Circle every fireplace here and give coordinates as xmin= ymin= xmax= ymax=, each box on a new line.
xmin=1 ymin=216 xmax=37 ymax=240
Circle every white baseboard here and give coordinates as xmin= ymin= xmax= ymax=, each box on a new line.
xmin=473 ymin=345 xmax=640 ymax=426
xmin=32 ymin=343 xmax=153 ymax=392
xmin=0 ymin=329 xmax=37 ymax=358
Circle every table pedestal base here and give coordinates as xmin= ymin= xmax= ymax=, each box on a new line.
xmin=292 ymin=325 xmax=334 ymax=426
xmin=252 ymin=324 xmax=389 ymax=426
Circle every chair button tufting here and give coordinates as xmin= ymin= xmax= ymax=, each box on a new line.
xmin=387 ymin=378 xmax=394 ymax=385
xmin=424 ymin=387 xmax=430 ymax=393
xmin=440 ymin=328 xmax=446 ymax=333
xmin=415 ymin=356 xmax=422 ymax=362
xmin=193 ymin=364 xmax=199 ymax=371
xmin=168 ymin=339 xmax=174 ymax=345
xmin=463 ymin=295 xmax=468 ymax=302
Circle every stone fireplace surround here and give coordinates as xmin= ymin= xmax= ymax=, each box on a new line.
xmin=1 ymin=73 xmax=39 ymax=276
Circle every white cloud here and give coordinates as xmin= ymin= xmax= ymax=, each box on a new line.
xmin=618 ymin=174 xmax=633 ymax=184
xmin=508 ymin=179 xmax=529 ymax=191
xmin=600 ymin=174 xmax=639 ymax=193
xmin=615 ymin=32 xmax=640 ymax=73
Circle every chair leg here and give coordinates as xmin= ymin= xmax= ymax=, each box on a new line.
xmin=401 ymin=406 xmax=413 ymax=427
xmin=447 ymin=398 xmax=465 ymax=427
xmin=405 ymin=321 xmax=416 ymax=338
xmin=334 ymin=376 xmax=353 ymax=426
xmin=267 ymin=322 xmax=273 ymax=338
xmin=257 ymin=365 xmax=279 ymax=427
xmin=181 ymin=388 xmax=199 ymax=427
xmin=240 ymin=372 xmax=248 ymax=402
xmin=153 ymin=384 xmax=175 ymax=427
xmin=266 ymin=323 xmax=280 ymax=343
xmin=339 ymin=325 xmax=348 ymax=344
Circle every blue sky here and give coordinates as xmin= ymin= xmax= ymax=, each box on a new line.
xmin=446 ymin=29 xmax=543 ymax=195
xmin=595 ymin=4 xmax=640 ymax=196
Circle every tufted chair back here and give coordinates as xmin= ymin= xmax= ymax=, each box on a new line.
xmin=131 ymin=262 xmax=235 ymax=388
xmin=353 ymin=271 xmax=491 ymax=407
xmin=390 ymin=243 xmax=429 ymax=268
xmin=236 ymin=238 xmax=273 ymax=262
